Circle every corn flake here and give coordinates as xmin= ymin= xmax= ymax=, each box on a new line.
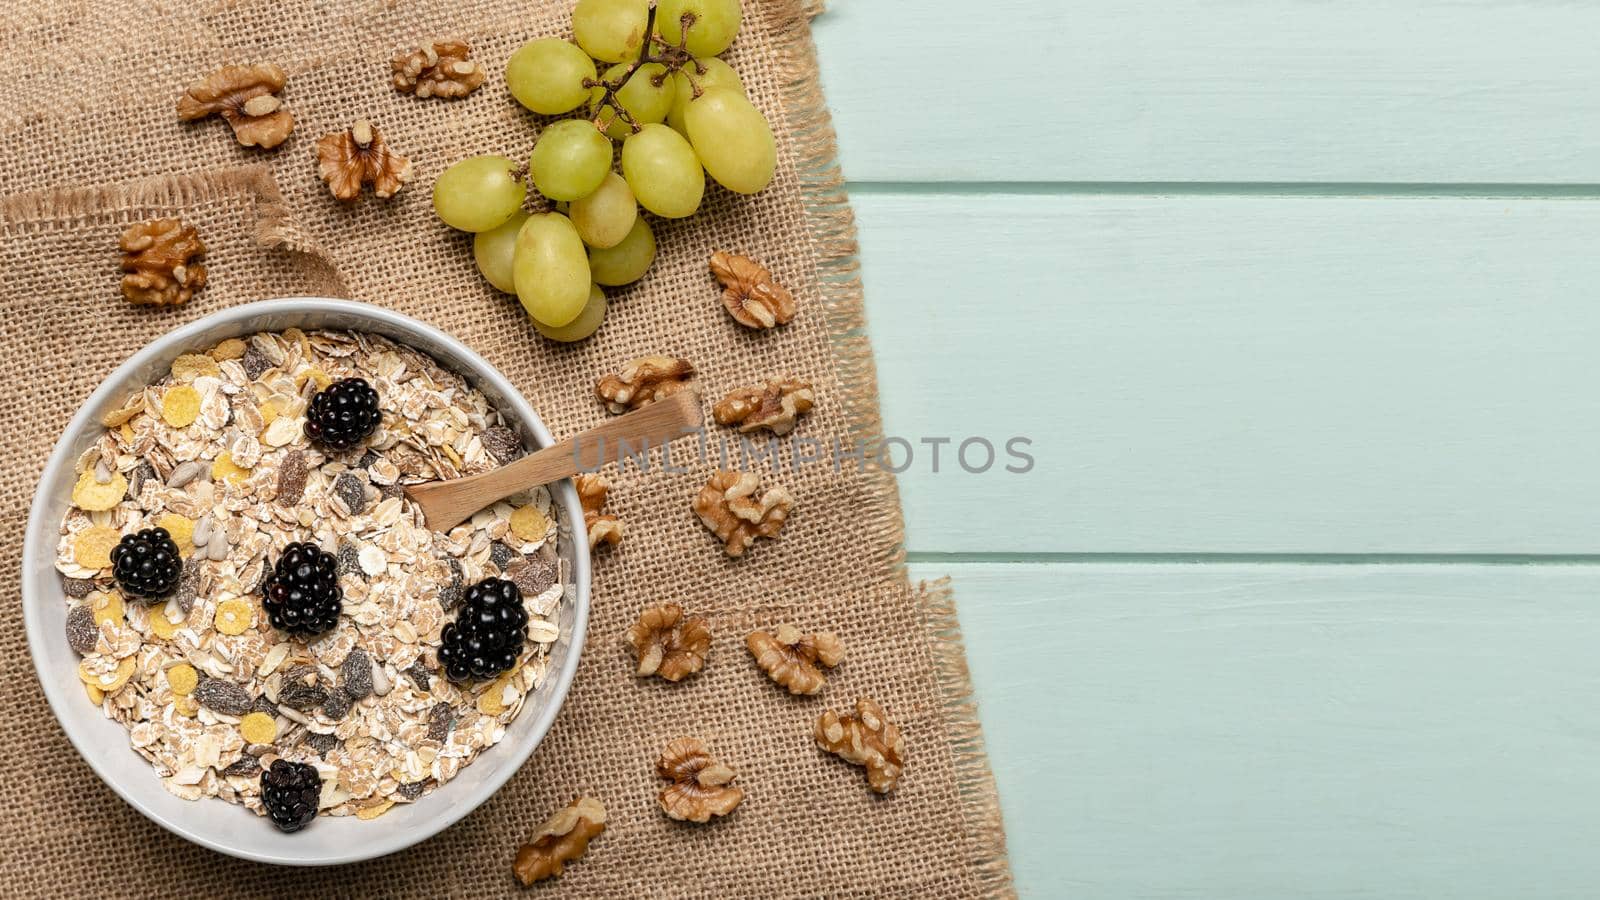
xmin=296 ymin=368 xmax=332 ymax=392
xmin=161 ymin=385 xmax=201 ymax=428
xmin=100 ymin=395 xmax=145 ymax=427
xmin=210 ymin=338 xmax=248 ymax=361
xmin=259 ymin=397 xmax=285 ymax=426
xmin=215 ymin=598 xmax=253 ymax=635
xmin=509 ymin=505 xmax=550 ymax=542
xmin=166 ymin=663 xmax=198 ymax=695
xmin=84 ymin=682 xmax=104 ymax=704
xmin=238 ymin=711 xmax=277 ymax=744
xmin=72 ymin=525 xmax=121 ymax=569
xmin=119 ymin=423 xmax=135 ymax=443
xmin=148 ymin=606 xmax=181 ymax=639
xmin=212 ymin=450 xmax=252 ymax=485
xmin=90 ymin=591 xmax=124 ymax=626
xmin=284 ymin=327 xmax=311 ymax=359
xmin=357 ymin=800 xmax=395 ymax=820
xmin=171 ymin=353 xmax=221 ymax=381
xmin=79 ymin=656 xmax=136 ymax=692
xmin=477 ymin=667 xmax=520 ymax=715
xmin=156 ymin=513 xmax=196 ymax=556
xmin=174 ymin=695 xmax=199 ymax=717
xmin=72 ymin=469 xmax=128 ymax=511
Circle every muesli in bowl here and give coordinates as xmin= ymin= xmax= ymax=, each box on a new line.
xmin=53 ymin=326 xmax=569 ymax=832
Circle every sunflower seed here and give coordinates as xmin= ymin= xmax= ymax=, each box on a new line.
xmin=166 ymin=460 xmax=205 ymax=489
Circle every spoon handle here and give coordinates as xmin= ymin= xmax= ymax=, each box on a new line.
xmin=406 ymin=389 xmax=703 ymax=531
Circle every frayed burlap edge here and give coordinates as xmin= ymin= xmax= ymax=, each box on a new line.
xmin=0 ymin=164 xmax=348 ymax=294
xmin=769 ymin=2 xmax=1016 ymax=895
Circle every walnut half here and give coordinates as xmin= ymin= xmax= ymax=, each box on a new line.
xmin=176 ymin=64 xmax=295 ymax=149
xmin=657 ymin=737 xmax=744 ymax=822
xmin=711 ymin=251 xmax=796 ymax=329
xmin=624 ymin=603 xmax=710 ymax=682
xmin=512 ymin=796 xmax=606 ymax=885
xmin=315 ymin=120 xmax=412 ymax=201
xmin=816 ymin=698 xmax=904 ymax=794
xmin=747 ymin=624 xmax=844 ymax=695
xmin=713 ymin=379 xmax=815 ymax=435
xmin=693 ymin=470 xmax=793 ymax=557
xmin=575 ymin=473 xmax=623 ymax=549
xmin=119 ymin=219 xmax=207 ymax=307
xmin=392 ymin=40 xmax=486 ymax=99
xmin=595 ymin=356 xmax=694 ymax=414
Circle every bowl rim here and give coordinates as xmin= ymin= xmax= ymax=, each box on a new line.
xmin=21 ymin=297 xmax=592 ymax=866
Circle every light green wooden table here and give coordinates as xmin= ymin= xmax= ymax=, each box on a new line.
xmin=812 ymin=3 xmax=1600 ymax=896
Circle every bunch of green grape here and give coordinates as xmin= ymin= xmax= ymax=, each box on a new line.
xmin=431 ymin=0 xmax=775 ymax=342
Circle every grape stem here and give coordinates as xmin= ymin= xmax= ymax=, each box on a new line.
xmin=582 ymin=7 xmax=700 ymax=136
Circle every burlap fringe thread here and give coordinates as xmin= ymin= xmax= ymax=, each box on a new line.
xmin=0 ymin=164 xmax=347 ymax=295
xmin=773 ymin=1 xmax=1015 ymax=895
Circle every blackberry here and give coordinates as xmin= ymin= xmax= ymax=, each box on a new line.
xmin=110 ymin=527 xmax=182 ymax=601
xmin=261 ymin=542 xmax=342 ymax=636
xmin=303 ymin=377 xmax=381 ymax=451
xmin=260 ymin=759 xmax=320 ymax=833
xmin=439 ymin=578 xmax=527 ymax=683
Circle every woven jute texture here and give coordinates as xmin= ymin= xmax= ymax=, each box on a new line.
xmin=0 ymin=1 xmax=1012 ymax=896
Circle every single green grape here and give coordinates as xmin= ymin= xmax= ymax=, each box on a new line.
xmin=620 ymin=124 xmax=704 ymax=218
xmin=513 ymin=213 xmax=593 ymax=327
xmin=684 ymin=88 xmax=776 ymax=195
xmin=432 ymin=155 xmax=527 ymax=233
xmin=529 ymin=120 xmax=613 ymax=202
xmin=667 ymin=57 xmax=745 ymax=135
xmin=472 ymin=210 xmax=530 ymax=293
xmin=588 ymin=217 xmax=656 ymax=285
xmin=534 ymin=283 xmax=609 ymax=342
xmin=572 ymin=0 xmax=649 ymax=63
xmin=655 ymin=0 xmax=742 ymax=57
xmin=505 ymin=38 xmax=596 ymax=115
xmin=569 ymin=172 xmax=638 ymax=248
xmin=590 ymin=62 xmax=676 ymax=140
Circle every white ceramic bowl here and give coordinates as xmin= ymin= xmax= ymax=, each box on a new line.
xmin=22 ymin=298 xmax=591 ymax=866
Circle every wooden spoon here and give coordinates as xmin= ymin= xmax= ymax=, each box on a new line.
xmin=406 ymin=389 xmax=702 ymax=532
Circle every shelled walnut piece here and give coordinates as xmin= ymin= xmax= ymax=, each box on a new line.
xmin=315 ymin=120 xmax=412 ymax=201
xmin=816 ymin=698 xmax=904 ymax=794
xmin=595 ymin=356 xmax=694 ymax=414
xmin=711 ymin=251 xmax=796 ymax=329
xmin=694 ymin=470 xmax=793 ymax=557
xmin=713 ymin=379 xmax=815 ymax=435
xmin=747 ymin=624 xmax=844 ymax=695
xmin=512 ymin=796 xmax=607 ymax=885
xmin=119 ymin=219 xmax=207 ymax=307
xmin=176 ymin=64 xmax=295 ymax=149
xmin=575 ymin=474 xmax=623 ymax=549
xmin=656 ymin=737 xmax=744 ymax=822
xmin=392 ymin=40 xmax=486 ymax=98
xmin=624 ymin=603 xmax=710 ymax=682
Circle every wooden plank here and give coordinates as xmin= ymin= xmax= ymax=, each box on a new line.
xmin=810 ymin=1 xmax=1600 ymax=183
xmin=924 ymin=560 xmax=1600 ymax=898
xmin=858 ymin=192 xmax=1600 ymax=554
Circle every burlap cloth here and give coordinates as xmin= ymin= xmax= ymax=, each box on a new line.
xmin=0 ymin=1 xmax=1012 ymax=896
